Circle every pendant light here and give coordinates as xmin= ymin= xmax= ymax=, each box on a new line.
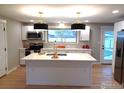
xmin=71 ymin=12 xmax=85 ymax=30
xmin=34 ymin=12 xmax=48 ymax=31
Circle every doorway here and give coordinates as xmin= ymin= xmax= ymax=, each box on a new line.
xmin=101 ymin=26 xmax=114 ymax=64
xmin=0 ymin=20 xmax=8 ymax=77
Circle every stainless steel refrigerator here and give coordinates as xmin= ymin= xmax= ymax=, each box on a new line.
xmin=114 ymin=30 xmax=124 ymax=87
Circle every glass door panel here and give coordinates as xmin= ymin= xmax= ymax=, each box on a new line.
xmin=103 ymin=31 xmax=114 ymax=61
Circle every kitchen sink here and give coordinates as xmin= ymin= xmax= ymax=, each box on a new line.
xmin=46 ymin=53 xmax=67 ymax=56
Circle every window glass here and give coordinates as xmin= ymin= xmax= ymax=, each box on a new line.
xmin=48 ymin=30 xmax=77 ymax=43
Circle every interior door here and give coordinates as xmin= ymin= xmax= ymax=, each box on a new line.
xmin=0 ymin=22 xmax=6 ymax=77
xmin=101 ymin=26 xmax=114 ymax=64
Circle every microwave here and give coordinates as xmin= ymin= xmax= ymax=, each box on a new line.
xmin=27 ymin=32 xmax=42 ymax=39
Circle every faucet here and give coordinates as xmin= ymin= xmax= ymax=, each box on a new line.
xmin=52 ymin=40 xmax=58 ymax=58
xmin=53 ymin=40 xmax=57 ymax=52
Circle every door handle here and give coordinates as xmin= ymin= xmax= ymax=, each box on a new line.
xmin=102 ymin=45 xmax=104 ymax=50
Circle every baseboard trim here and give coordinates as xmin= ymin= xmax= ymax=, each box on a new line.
xmin=7 ymin=65 xmax=19 ymax=74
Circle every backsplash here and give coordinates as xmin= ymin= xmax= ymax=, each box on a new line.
xmin=22 ymin=40 xmax=90 ymax=49
xmin=43 ymin=42 xmax=90 ymax=48
xmin=22 ymin=40 xmax=44 ymax=48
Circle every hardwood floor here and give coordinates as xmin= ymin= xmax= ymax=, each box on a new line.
xmin=0 ymin=64 xmax=122 ymax=89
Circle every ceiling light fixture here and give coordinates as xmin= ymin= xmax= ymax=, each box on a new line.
xmin=71 ymin=12 xmax=85 ymax=30
xmin=34 ymin=12 xmax=48 ymax=31
xmin=112 ymin=10 xmax=119 ymax=14
xmin=58 ymin=22 xmax=65 ymax=28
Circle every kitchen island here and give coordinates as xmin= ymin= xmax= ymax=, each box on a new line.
xmin=22 ymin=53 xmax=97 ymax=86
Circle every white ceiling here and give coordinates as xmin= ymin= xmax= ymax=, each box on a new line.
xmin=0 ymin=4 xmax=124 ymax=23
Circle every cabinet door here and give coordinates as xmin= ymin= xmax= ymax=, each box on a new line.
xmin=80 ymin=26 xmax=90 ymax=41
xmin=22 ymin=26 xmax=34 ymax=40
xmin=114 ymin=21 xmax=124 ymax=32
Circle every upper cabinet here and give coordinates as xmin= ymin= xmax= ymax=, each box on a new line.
xmin=21 ymin=26 xmax=45 ymax=40
xmin=22 ymin=26 xmax=34 ymax=40
xmin=80 ymin=26 xmax=90 ymax=41
xmin=114 ymin=21 xmax=124 ymax=32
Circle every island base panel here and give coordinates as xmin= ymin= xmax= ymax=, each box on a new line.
xmin=26 ymin=61 xmax=92 ymax=86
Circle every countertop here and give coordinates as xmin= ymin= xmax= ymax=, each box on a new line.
xmin=22 ymin=53 xmax=97 ymax=62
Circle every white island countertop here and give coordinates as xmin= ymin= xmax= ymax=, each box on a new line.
xmin=22 ymin=53 xmax=97 ymax=62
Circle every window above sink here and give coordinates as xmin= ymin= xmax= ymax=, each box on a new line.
xmin=48 ymin=29 xmax=77 ymax=43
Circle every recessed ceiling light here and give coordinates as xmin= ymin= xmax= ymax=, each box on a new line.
xmin=30 ymin=20 xmax=34 ymax=22
xmin=58 ymin=22 xmax=65 ymax=28
xmin=85 ymin=20 xmax=89 ymax=22
xmin=112 ymin=10 xmax=119 ymax=14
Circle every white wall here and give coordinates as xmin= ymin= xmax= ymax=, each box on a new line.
xmin=6 ymin=19 xmax=22 ymax=70
xmin=112 ymin=20 xmax=124 ymax=73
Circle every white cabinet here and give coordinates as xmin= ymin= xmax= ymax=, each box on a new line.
xmin=114 ymin=21 xmax=124 ymax=32
xmin=22 ymin=26 xmax=34 ymax=40
xmin=21 ymin=26 xmax=45 ymax=40
xmin=80 ymin=26 xmax=90 ymax=41
xmin=19 ymin=48 xmax=25 ymax=65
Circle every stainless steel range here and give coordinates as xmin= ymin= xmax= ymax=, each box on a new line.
xmin=25 ymin=43 xmax=43 ymax=56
